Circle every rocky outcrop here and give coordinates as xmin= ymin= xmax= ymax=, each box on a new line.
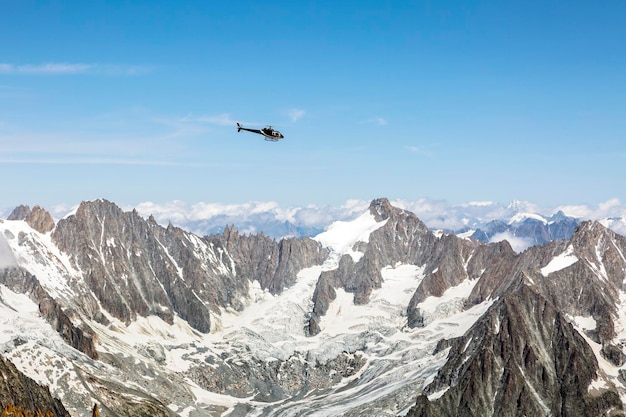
xmin=308 ymin=198 xmax=516 ymax=334
xmin=7 ymin=205 xmax=31 ymax=221
xmin=406 ymin=284 xmax=624 ymax=417
xmin=7 ymin=205 xmax=55 ymax=234
xmin=466 ymin=221 xmax=626 ymax=345
xmin=403 ymin=220 xmax=626 ymax=416
xmin=36 ymin=286 xmax=99 ymax=360
xmin=308 ymin=198 xmax=437 ymax=334
xmin=210 ymin=224 xmax=328 ymax=295
xmin=48 ymin=199 xmax=327 ymax=333
xmin=407 ymin=238 xmax=516 ymax=328
xmin=25 ymin=206 xmax=55 ymax=234
xmin=51 ymin=200 xmax=229 ymax=332
xmin=0 ymin=356 xmax=69 ymax=417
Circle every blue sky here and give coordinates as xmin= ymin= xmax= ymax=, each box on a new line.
xmin=1 ymin=1 xmax=625 ymax=213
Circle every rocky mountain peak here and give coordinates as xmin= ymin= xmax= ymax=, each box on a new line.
xmin=48 ymin=199 xmax=329 ymax=334
xmin=25 ymin=205 xmax=55 ymax=234
xmin=74 ymin=198 xmax=124 ymax=222
xmin=369 ymin=197 xmax=395 ymax=221
xmin=6 ymin=204 xmax=55 ymax=233
xmin=7 ymin=204 xmax=31 ymax=220
xmin=550 ymin=209 xmax=570 ymax=222
xmin=571 ymin=219 xmax=617 ymax=245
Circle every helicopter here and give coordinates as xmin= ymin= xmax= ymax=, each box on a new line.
xmin=236 ymin=122 xmax=284 ymax=141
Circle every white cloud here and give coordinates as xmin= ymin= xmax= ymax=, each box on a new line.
xmin=404 ymin=145 xmax=434 ymax=157
xmin=47 ymin=197 xmax=626 ymax=242
xmin=556 ymin=198 xmax=625 ymax=219
xmin=136 ymin=201 xmax=294 ymax=224
xmin=489 ymin=231 xmax=534 ymax=253
xmin=0 ymin=235 xmax=17 ymax=268
xmin=0 ymin=62 xmax=148 ymax=75
xmin=287 ymin=108 xmax=305 ymax=122
xmin=394 ymin=198 xmax=467 ymax=230
xmin=294 ymin=208 xmax=335 ymax=227
xmin=190 ymin=201 xmax=287 ymax=221
xmin=48 ymin=203 xmax=79 ymax=220
xmin=132 ymin=200 xmax=369 ymax=236
xmin=340 ymin=199 xmax=370 ymax=214
xmin=601 ymin=218 xmax=626 ymax=236
xmin=463 ymin=201 xmax=497 ymax=207
xmin=0 ymin=62 xmax=93 ymax=74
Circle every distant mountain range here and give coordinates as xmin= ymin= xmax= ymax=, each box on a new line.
xmin=3 ymin=198 xmax=626 ymax=415
xmin=5 ymin=199 xmax=624 ymax=254
xmin=129 ymin=199 xmax=626 ymax=253
xmin=5 ymin=199 xmax=626 ymax=251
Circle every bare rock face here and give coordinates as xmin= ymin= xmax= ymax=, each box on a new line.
xmin=49 ymin=199 xmax=328 ymax=333
xmin=51 ymin=199 xmax=234 ymax=332
xmin=467 ymin=220 xmax=626 ymax=345
xmin=406 ymin=284 xmax=624 ymax=417
xmin=210 ymin=224 xmax=328 ymax=296
xmin=307 ymin=198 xmax=437 ymax=334
xmin=404 ymin=220 xmax=626 ymax=417
xmin=55 ymin=202 xmax=175 ymax=324
xmin=308 ymin=197 xmax=516 ymax=334
xmin=6 ymin=205 xmax=54 ymax=234
xmin=7 ymin=204 xmax=31 ymax=220
xmin=407 ymin=238 xmax=516 ymax=328
xmin=0 ymin=356 xmax=69 ymax=417
xmin=25 ymin=205 xmax=55 ymax=234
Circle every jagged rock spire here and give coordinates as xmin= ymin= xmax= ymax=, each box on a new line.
xmin=7 ymin=204 xmax=55 ymax=233
xmin=7 ymin=204 xmax=31 ymax=220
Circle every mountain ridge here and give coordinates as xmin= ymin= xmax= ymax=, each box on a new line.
xmin=7 ymin=198 xmax=626 ymax=250
xmin=2 ymin=198 xmax=626 ymax=416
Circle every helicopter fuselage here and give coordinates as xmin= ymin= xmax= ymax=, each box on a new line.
xmin=237 ymin=123 xmax=284 ymax=141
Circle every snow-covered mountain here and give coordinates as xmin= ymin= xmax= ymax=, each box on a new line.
xmin=2 ymin=198 xmax=626 ymax=416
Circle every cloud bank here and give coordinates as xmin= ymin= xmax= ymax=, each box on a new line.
xmin=127 ymin=198 xmax=626 ymax=240
xmin=5 ymin=198 xmax=625 ymax=244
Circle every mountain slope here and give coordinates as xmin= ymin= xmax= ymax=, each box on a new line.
xmin=407 ymin=284 xmax=623 ymax=417
xmin=0 ymin=351 xmax=70 ymax=417
xmin=404 ymin=220 xmax=626 ymax=416
xmin=2 ymin=199 xmax=626 ymax=416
